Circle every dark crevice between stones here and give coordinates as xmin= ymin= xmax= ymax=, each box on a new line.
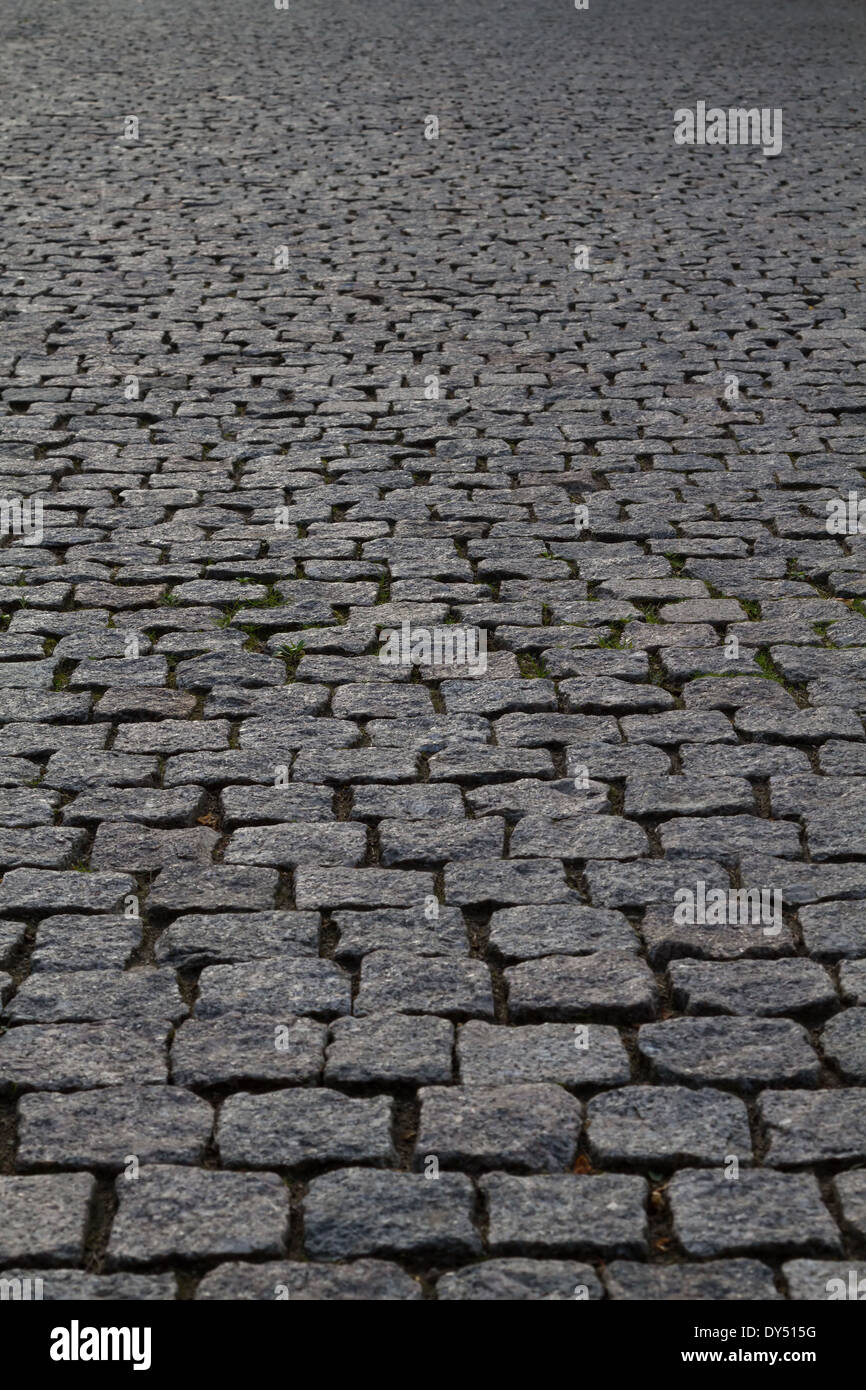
xmin=83 ymin=1175 xmax=119 ymax=1274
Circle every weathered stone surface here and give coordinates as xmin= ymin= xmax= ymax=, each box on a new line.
xmin=668 ymin=1170 xmax=841 ymax=1257
xmin=0 ymin=1269 xmax=177 ymax=1300
xmin=668 ymin=958 xmax=837 ymax=1017
xmin=760 ymin=1090 xmax=866 ymax=1165
xmin=148 ymin=864 xmax=279 ymax=914
xmin=107 ymin=1166 xmax=289 ymax=1267
xmin=586 ymin=1086 xmax=751 ymax=1168
xmin=800 ymin=901 xmax=866 ymax=960
xmin=18 ymin=1086 xmax=212 ymax=1169
xmin=821 ymin=1009 xmax=866 ymax=1082
xmin=783 ymin=1260 xmax=866 ymax=1301
xmin=295 ymin=867 xmax=434 ymax=910
xmin=354 ymin=951 xmax=495 ymax=1019
xmin=488 ymin=904 xmax=638 ymax=961
xmin=2 ymin=0 xmax=862 ymax=1296
xmin=506 ymin=952 xmax=658 ymax=1022
xmin=224 ymin=822 xmax=367 ymax=868
xmin=30 ymin=915 xmax=141 ymax=973
xmin=195 ymin=959 xmax=350 ymax=1020
xmin=333 ymin=906 xmax=468 ymax=961
xmin=156 ymin=912 xmax=320 ymax=969
xmin=0 ymin=869 xmax=135 ymax=915
xmin=304 ymin=1169 xmax=480 ymax=1260
xmin=444 ymin=857 xmax=575 ymax=907
xmin=171 ymin=1015 xmax=325 ymax=1088
xmin=0 ymin=1020 xmax=168 ymax=1092
xmin=482 ymin=1173 xmax=648 ymax=1257
xmin=218 ymin=1090 xmax=394 ymax=1169
xmin=605 ymin=1260 xmax=780 ymax=1301
xmin=437 ymin=1259 xmax=604 ymax=1301
xmin=4 ymin=967 xmax=185 ymax=1024
xmin=834 ymin=1170 xmax=866 ymax=1240
xmin=0 ymin=1174 xmax=95 ymax=1264
xmin=415 ymin=1084 xmax=582 ymax=1172
xmin=196 ymin=1260 xmax=422 ymax=1300
xmin=457 ymin=1020 xmax=631 ymax=1087
xmin=326 ymin=1014 xmax=454 ymax=1085
xmin=64 ymin=786 xmax=207 ymax=827
xmin=638 ymin=1017 xmax=821 ymax=1090
xmin=89 ymin=822 xmax=219 ymax=872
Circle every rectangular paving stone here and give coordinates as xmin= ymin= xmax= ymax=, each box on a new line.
xmin=379 ymin=818 xmax=505 ymax=866
xmin=415 ymin=1084 xmax=581 ymax=1173
xmin=155 ymin=911 xmax=320 ymax=969
xmin=163 ymin=751 xmax=287 ymax=787
xmin=667 ymin=1169 xmax=841 ymax=1258
xmin=605 ymin=1260 xmax=779 ymax=1301
xmin=436 ymin=1258 xmax=603 ymax=1301
xmin=43 ymin=751 xmax=160 ymax=790
xmin=620 ymin=711 xmax=735 ymax=745
xmin=760 ymin=1090 xmax=866 ymax=1165
xmin=220 ymin=783 xmax=334 ymax=827
xmin=64 ymin=786 xmax=207 ymax=828
xmin=0 ymin=1174 xmax=95 ymax=1265
xmin=481 ymin=1173 xmax=648 ymax=1257
xmin=218 ymin=1090 xmax=394 ymax=1169
xmin=17 ymin=1085 xmax=212 ymax=1170
xmin=148 ymin=864 xmax=279 ymax=914
xmin=171 ymin=1014 xmax=325 ymax=1088
xmin=333 ymin=905 xmax=468 ymax=961
xmin=444 ymin=858 xmax=575 ymax=907
xmin=800 ymin=900 xmax=866 ymax=960
xmin=586 ymin=1085 xmax=751 ymax=1168
xmin=624 ymin=775 xmax=755 ymax=817
xmin=0 ymin=1020 xmax=168 ymax=1093
xmin=428 ymin=747 xmax=555 ymax=783
xmin=30 ymin=915 xmax=142 ymax=973
xmin=4 ymin=967 xmax=186 ymax=1025
xmin=834 ymin=1171 xmax=866 ymax=1240
xmin=195 ymin=958 xmax=350 ymax=1021
xmin=739 ymin=855 xmax=866 ymax=906
xmin=295 ymin=867 xmax=434 ymax=910
xmin=584 ymin=857 xmax=729 ymax=909
xmin=660 ymin=815 xmax=801 ymax=862
xmin=195 ymin=1258 xmax=421 ymax=1300
xmin=821 ymin=1008 xmax=866 ymax=1083
xmin=106 ymin=1166 xmax=288 ymax=1267
xmin=640 ymin=902 xmax=795 ymax=967
xmin=224 ymin=822 xmax=367 ymax=868
xmin=668 ymin=958 xmax=837 ymax=1017
xmin=350 ymin=783 xmax=465 ymax=822
xmin=293 ymin=748 xmax=419 ymax=784
xmin=325 ymin=1014 xmax=454 ymax=1085
xmin=0 ymin=869 xmax=136 ymax=915
xmin=505 ymin=952 xmax=658 ymax=1023
xmin=354 ymin=951 xmax=495 ymax=1019
xmin=89 ymin=823 xmax=219 ymax=872
xmin=303 ymin=1169 xmax=480 ymax=1260
xmin=457 ymin=1020 xmax=630 ymax=1088
xmin=0 ymin=827 xmax=87 ymax=870
xmin=637 ymin=1017 xmax=821 ymax=1090
xmin=466 ymin=777 xmax=610 ymax=821
xmin=488 ymin=904 xmax=639 ymax=961
xmin=509 ymin=815 xmax=649 ymax=860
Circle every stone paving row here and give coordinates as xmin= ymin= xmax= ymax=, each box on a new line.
xmin=0 ymin=0 xmax=865 ymax=1299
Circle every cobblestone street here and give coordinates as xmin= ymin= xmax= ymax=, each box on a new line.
xmin=0 ymin=0 xmax=865 ymax=1301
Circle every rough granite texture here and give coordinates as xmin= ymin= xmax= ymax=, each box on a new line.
xmin=0 ymin=0 xmax=863 ymax=1303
